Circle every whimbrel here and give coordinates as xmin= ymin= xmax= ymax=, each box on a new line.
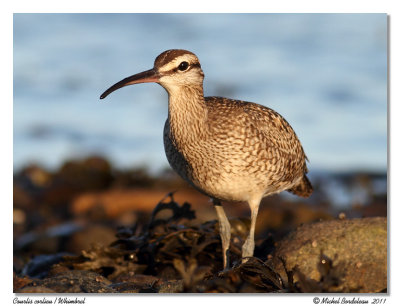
xmin=100 ymin=49 xmax=312 ymax=269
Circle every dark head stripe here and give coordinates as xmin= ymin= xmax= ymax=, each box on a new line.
xmin=154 ymin=49 xmax=198 ymax=68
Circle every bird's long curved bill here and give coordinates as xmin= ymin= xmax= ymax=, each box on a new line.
xmin=100 ymin=68 xmax=159 ymax=99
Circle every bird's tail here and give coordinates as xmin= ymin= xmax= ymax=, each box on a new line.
xmin=288 ymin=175 xmax=313 ymax=197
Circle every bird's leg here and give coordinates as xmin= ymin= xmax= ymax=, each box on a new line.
xmin=213 ymin=199 xmax=231 ymax=270
xmin=242 ymin=197 xmax=261 ymax=261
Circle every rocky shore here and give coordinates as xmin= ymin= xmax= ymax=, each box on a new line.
xmin=13 ymin=156 xmax=387 ymax=293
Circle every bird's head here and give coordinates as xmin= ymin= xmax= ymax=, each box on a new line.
xmin=100 ymin=49 xmax=204 ymax=99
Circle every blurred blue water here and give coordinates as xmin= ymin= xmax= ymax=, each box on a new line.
xmin=13 ymin=13 xmax=387 ymax=173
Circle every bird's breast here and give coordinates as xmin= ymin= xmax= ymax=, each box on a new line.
xmin=163 ymin=119 xmax=281 ymax=201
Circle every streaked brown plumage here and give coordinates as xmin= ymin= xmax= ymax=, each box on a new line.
xmin=100 ymin=49 xmax=312 ymax=270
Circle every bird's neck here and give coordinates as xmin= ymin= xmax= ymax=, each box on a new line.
xmin=167 ymin=85 xmax=208 ymax=142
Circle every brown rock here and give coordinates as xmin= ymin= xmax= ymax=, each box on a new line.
xmin=17 ymin=286 xmax=56 ymax=293
xmin=66 ymin=224 xmax=116 ymax=254
xmin=109 ymin=274 xmax=160 ymax=293
xmin=13 ymin=272 xmax=32 ymax=292
xmin=71 ymin=188 xmax=210 ymax=220
xmin=268 ymin=217 xmax=387 ymax=293
xmin=18 ymin=270 xmax=115 ymax=293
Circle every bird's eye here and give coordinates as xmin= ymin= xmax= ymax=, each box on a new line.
xmin=178 ymin=61 xmax=189 ymax=71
